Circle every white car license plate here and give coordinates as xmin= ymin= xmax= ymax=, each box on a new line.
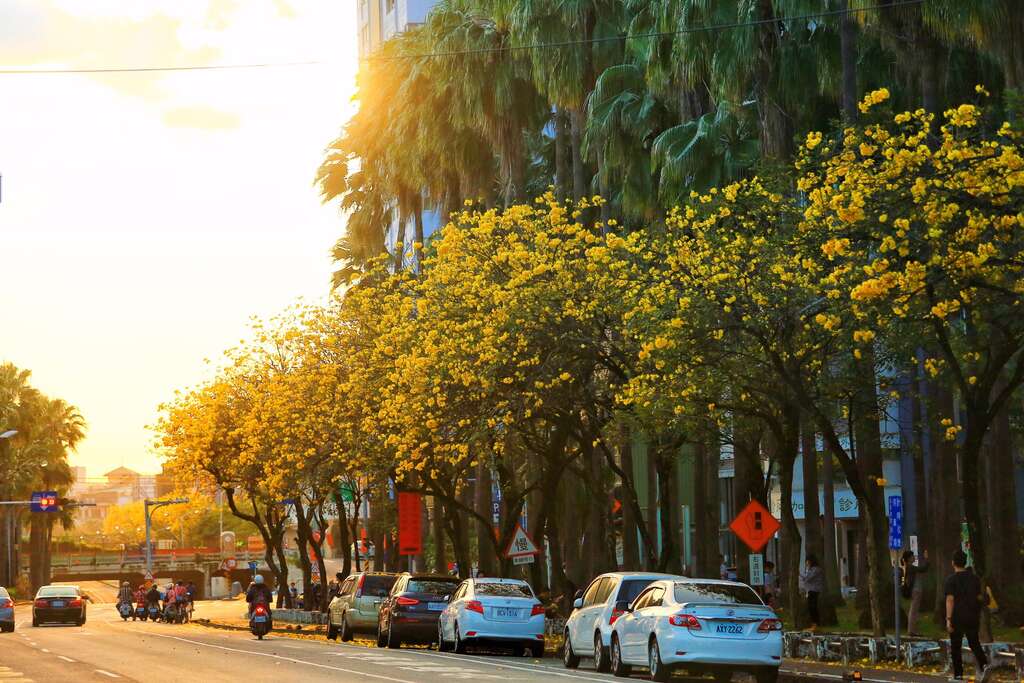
xmin=253 ymin=615 xmax=267 ymax=623
xmin=491 ymin=607 xmax=519 ymax=620
xmin=715 ymin=623 xmax=745 ymax=635
xmin=427 ymin=602 xmax=445 ymax=611
xmin=52 ymin=601 xmax=64 ymax=608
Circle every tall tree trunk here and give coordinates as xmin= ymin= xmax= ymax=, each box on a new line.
xmin=569 ymin=108 xmax=587 ymax=202
xmin=754 ymin=0 xmax=791 ymax=160
xmin=852 ymin=349 xmax=895 ymax=634
xmin=655 ymin=450 xmax=681 ymax=573
xmin=432 ymin=496 xmax=447 ymax=574
xmin=620 ymin=425 xmax=640 ymax=570
xmin=334 ymin=492 xmax=352 ymax=580
xmin=554 ymin=108 xmax=571 ymax=200
xmin=777 ymin=430 xmax=803 ymax=627
xmin=820 ymin=432 xmax=843 ymax=609
xmin=693 ymin=436 xmax=721 ymax=578
xmin=985 ymin=397 xmax=1021 ymax=619
xmin=838 ymin=0 xmax=858 ymax=122
xmin=474 ymin=461 xmax=496 ymax=576
xmin=645 ymin=441 xmax=659 ymax=570
xmin=413 ymin=198 xmax=425 ymax=275
xmin=800 ymin=417 xmax=836 ymax=624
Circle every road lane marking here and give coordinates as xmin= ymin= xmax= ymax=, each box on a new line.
xmin=139 ymin=632 xmax=420 ymax=683
xmin=57 ymin=656 xmax=76 ymax=663
xmin=95 ymin=671 xmax=120 ymax=678
xmin=39 ymin=649 xmax=48 ymax=653
xmin=375 ymin=648 xmax=622 ymax=682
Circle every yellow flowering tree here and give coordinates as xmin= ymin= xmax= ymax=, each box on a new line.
xmin=797 ymin=88 xmax=1024 ymax=596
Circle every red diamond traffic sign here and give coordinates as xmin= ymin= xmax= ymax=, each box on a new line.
xmin=729 ymin=500 xmax=780 ymax=553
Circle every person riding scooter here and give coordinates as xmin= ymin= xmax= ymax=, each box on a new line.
xmin=246 ymin=575 xmax=274 ymax=619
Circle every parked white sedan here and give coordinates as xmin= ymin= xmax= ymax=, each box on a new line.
xmin=437 ymin=577 xmax=545 ymax=657
xmin=609 ymin=579 xmax=782 ymax=683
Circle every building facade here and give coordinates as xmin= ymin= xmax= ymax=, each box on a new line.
xmin=357 ymin=0 xmax=437 ymax=57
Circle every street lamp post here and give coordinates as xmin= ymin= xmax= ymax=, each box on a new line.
xmin=144 ymin=497 xmax=188 ymax=580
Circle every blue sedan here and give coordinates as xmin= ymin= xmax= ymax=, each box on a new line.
xmin=0 ymin=587 xmax=14 ymax=632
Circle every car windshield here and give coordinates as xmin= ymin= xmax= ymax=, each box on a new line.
xmin=673 ymin=583 xmax=763 ymax=605
xmin=615 ymin=579 xmax=656 ymax=605
xmin=0 ymin=588 xmax=8 ymax=598
xmin=475 ymin=582 xmax=533 ymax=598
xmin=363 ymin=575 xmax=396 ymax=593
xmin=407 ymin=579 xmax=459 ymax=595
xmin=37 ymin=586 xmax=78 ymax=598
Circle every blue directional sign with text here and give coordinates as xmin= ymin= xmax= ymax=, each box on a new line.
xmin=888 ymin=495 xmax=903 ymax=550
xmin=30 ymin=491 xmax=58 ymax=512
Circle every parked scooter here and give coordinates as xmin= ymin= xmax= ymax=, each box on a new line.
xmin=250 ymin=603 xmax=271 ymax=640
xmin=117 ymin=602 xmax=132 ymax=621
xmin=147 ymin=604 xmax=161 ymax=622
xmin=135 ymin=604 xmax=147 ymax=621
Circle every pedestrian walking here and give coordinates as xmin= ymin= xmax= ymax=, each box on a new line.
xmin=900 ymin=548 xmax=929 ymax=635
xmin=719 ymin=554 xmax=729 ymax=580
xmin=945 ymin=549 xmax=990 ymax=681
xmin=800 ymin=554 xmax=824 ymax=630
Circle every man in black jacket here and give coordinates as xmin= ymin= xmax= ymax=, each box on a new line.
xmin=944 ymin=550 xmax=989 ymax=681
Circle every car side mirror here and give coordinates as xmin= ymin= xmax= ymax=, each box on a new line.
xmin=573 ymin=589 xmax=583 ymax=600
xmin=444 ymin=595 xmax=450 ymax=602
xmin=573 ymin=597 xmax=583 ymax=609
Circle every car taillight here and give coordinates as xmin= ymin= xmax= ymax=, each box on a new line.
xmin=465 ymin=600 xmax=484 ymax=614
xmin=68 ymin=599 xmax=83 ymax=608
xmin=758 ymin=618 xmax=783 ymax=632
xmin=668 ymin=614 xmax=701 ymax=630
xmin=355 ymin=574 xmax=366 ymax=598
xmin=609 ymin=608 xmax=624 ymax=625
xmin=34 ymin=599 xmax=47 ymax=608
xmin=396 ymin=596 xmax=419 ymax=606
xmin=0 ymin=599 xmax=12 ymax=608
xmin=254 ymin=605 xmax=267 ymax=615
xmin=530 ymin=603 xmax=545 ymax=617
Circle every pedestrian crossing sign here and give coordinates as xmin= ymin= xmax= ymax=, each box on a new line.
xmin=503 ymin=523 xmax=539 ymax=558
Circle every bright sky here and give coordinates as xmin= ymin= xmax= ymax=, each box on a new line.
xmin=0 ymin=0 xmax=358 ymax=477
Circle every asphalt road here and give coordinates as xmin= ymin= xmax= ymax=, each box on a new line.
xmin=0 ymin=601 xmax=942 ymax=683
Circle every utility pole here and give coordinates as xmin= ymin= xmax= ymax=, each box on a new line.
xmin=144 ymin=497 xmax=188 ymax=580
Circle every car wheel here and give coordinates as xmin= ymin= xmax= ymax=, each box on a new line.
xmin=648 ymin=637 xmax=670 ymax=683
xmin=528 ymin=642 xmax=544 ymax=658
xmin=610 ymin=635 xmax=631 ymax=678
xmin=375 ymin=625 xmax=386 ymax=648
xmin=326 ymin=620 xmax=338 ymax=641
xmin=594 ymin=631 xmax=610 ymax=673
xmin=386 ymin=624 xmax=400 ymax=649
xmin=562 ymin=630 xmax=579 ymax=669
xmin=339 ymin=614 xmax=353 ymax=642
xmin=511 ymin=643 xmax=525 ymax=657
xmin=755 ymin=667 xmax=779 ymax=683
xmin=436 ymin=621 xmax=449 ymax=652
xmin=453 ymin=622 xmax=467 ymax=654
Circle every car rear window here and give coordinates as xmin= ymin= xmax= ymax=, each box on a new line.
xmin=363 ymin=575 xmax=397 ymax=593
xmin=0 ymin=588 xmax=8 ymax=598
xmin=407 ymin=579 xmax=459 ymax=595
xmin=475 ymin=582 xmax=533 ymax=598
xmin=37 ymin=586 xmax=78 ymax=598
xmin=615 ymin=579 xmax=656 ymax=605
xmin=674 ymin=583 xmax=763 ymax=605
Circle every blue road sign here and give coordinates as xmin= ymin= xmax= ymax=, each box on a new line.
xmin=888 ymin=495 xmax=903 ymax=550
xmin=30 ymin=491 xmax=58 ymax=513
xmin=248 ymin=561 xmax=258 ymax=571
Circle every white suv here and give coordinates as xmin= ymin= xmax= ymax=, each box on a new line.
xmin=563 ymin=571 xmax=683 ymax=672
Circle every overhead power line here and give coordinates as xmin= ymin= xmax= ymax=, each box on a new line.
xmin=365 ymin=0 xmax=925 ymax=62
xmin=0 ymin=60 xmax=325 ymax=75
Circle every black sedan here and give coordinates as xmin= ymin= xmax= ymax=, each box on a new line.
xmin=377 ymin=573 xmax=460 ymax=648
xmin=33 ymin=585 xmax=87 ymax=626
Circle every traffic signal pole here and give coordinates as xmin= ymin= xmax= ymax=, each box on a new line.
xmin=143 ymin=498 xmax=189 ymax=581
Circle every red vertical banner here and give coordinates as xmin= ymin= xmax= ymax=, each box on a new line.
xmin=397 ymin=492 xmax=422 ymax=556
